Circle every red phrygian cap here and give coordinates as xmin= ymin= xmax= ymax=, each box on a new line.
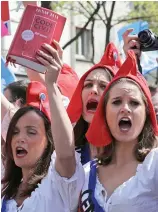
xmin=86 ymin=50 xmax=158 ymax=147
xmin=26 ymin=81 xmax=51 ymax=121
xmin=67 ymin=42 xmax=122 ymax=123
xmin=57 ymin=63 xmax=79 ymax=100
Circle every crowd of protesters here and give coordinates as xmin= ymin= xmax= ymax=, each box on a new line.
xmin=1 ymin=3 xmax=158 ymax=212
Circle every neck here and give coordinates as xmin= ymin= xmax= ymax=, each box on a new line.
xmin=22 ymin=168 xmax=33 ymax=183
xmin=112 ymin=140 xmax=138 ymax=167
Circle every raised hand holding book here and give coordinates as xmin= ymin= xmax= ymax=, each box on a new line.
xmin=6 ymin=5 xmax=66 ymax=73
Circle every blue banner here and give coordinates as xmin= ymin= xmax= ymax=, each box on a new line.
xmin=117 ymin=21 xmax=149 ymax=42
xmin=1 ymin=57 xmax=17 ymax=92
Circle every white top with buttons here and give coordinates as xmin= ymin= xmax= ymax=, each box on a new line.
xmin=82 ymin=148 xmax=158 ymax=212
xmin=2 ymin=152 xmax=85 ymax=212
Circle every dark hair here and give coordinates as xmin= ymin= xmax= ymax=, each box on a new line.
xmin=1 ymin=106 xmax=54 ymax=199
xmin=74 ymin=68 xmax=114 ymax=147
xmin=74 ymin=116 xmax=89 ymax=147
xmin=1 ymin=136 xmax=6 ymax=166
xmin=4 ymin=80 xmax=29 ymax=105
xmin=97 ymin=78 xmax=158 ymax=165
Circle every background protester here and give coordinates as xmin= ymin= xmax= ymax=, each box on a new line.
xmin=67 ymin=42 xmax=122 ymax=164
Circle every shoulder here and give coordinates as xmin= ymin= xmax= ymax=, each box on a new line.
xmin=137 ymin=148 xmax=158 ymax=186
xmin=143 ymin=148 xmax=158 ymax=166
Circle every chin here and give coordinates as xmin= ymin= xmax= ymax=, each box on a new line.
xmin=14 ymin=161 xmax=29 ymax=169
xmin=83 ymin=115 xmax=93 ymax=124
xmin=114 ymin=134 xmax=139 ymax=144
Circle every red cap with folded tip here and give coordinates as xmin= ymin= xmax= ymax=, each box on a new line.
xmin=86 ymin=50 xmax=158 ymax=147
xmin=26 ymin=81 xmax=51 ymax=121
xmin=67 ymin=42 xmax=122 ymax=124
xmin=57 ymin=63 xmax=79 ymax=100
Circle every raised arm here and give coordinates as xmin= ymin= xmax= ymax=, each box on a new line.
xmin=26 ymin=68 xmax=45 ymax=84
xmin=36 ymin=42 xmax=76 ymax=178
xmin=123 ymin=28 xmax=141 ymax=58
xmin=1 ymin=93 xmax=13 ymax=121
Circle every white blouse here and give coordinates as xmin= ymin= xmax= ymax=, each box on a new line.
xmin=81 ymin=148 xmax=158 ymax=212
xmin=2 ymin=152 xmax=85 ymax=212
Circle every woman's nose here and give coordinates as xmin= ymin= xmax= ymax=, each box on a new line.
xmin=120 ymin=103 xmax=131 ymax=113
xmin=16 ymin=133 xmax=26 ymax=143
xmin=90 ymin=85 xmax=98 ymax=95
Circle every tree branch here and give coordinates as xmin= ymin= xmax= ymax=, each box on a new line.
xmin=90 ymin=19 xmax=95 ymax=64
xmin=78 ymin=2 xmax=92 ymax=17
xmin=62 ymin=2 xmax=103 ymax=49
xmin=112 ymin=15 xmax=157 ymax=27
xmin=105 ymin=1 xmax=116 ymax=47
xmin=88 ymin=1 xmax=106 ymax=25
xmin=103 ymin=2 xmax=108 ymax=20
xmin=108 ymin=1 xmax=116 ymax=25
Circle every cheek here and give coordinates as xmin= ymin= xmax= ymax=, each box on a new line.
xmin=11 ymin=139 xmax=15 ymax=150
xmin=106 ymin=105 xmax=113 ymax=125
xmin=82 ymin=90 xmax=88 ymax=106
xmin=137 ymin=106 xmax=146 ymax=123
xmin=32 ymin=137 xmax=47 ymax=151
xmin=106 ymin=104 xmax=117 ymax=129
xmin=99 ymin=89 xmax=105 ymax=97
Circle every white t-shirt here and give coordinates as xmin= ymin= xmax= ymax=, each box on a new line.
xmin=2 ymin=152 xmax=85 ymax=212
xmin=79 ymin=148 xmax=158 ymax=212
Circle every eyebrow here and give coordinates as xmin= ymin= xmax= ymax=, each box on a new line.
xmin=111 ymin=96 xmax=140 ymax=101
xmin=15 ymin=126 xmax=37 ymax=129
xmin=111 ymin=96 xmax=121 ymax=100
xmin=84 ymin=79 xmax=109 ymax=84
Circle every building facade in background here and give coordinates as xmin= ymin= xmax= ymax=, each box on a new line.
xmin=1 ymin=1 xmax=157 ymax=86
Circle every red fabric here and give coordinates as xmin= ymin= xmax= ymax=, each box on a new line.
xmin=26 ymin=81 xmax=50 ymax=120
xmin=67 ymin=42 xmax=122 ymax=123
xmin=86 ymin=50 xmax=158 ymax=147
xmin=57 ymin=63 xmax=79 ymax=100
xmin=1 ymin=1 xmax=10 ymax=22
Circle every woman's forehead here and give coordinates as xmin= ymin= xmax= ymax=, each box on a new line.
xmin=109 ymin=80 xmax=143 ymax=98
xmin=85 ymin=68 xmax=110 ymax=81
xmin=15 ymin=111 xmax=44 ymax=126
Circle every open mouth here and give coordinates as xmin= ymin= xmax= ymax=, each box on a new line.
xmin=86 ymin=99 xmax=98 ymax=112
xmin=118 ymin=117 xmax=132 ymax=132
xmin=16 ymin=147 xmax=28 ymax=157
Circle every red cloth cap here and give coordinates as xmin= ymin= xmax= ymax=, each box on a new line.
xmin=26 ymin=81 xmax=50 ymax=120
xmin=86 ymin=50 xmax=158 ymax=147
xmin=67 ymin=42 xmax=122 ymax=123
xmin=57 ymin=63 xmax=79 ymax=100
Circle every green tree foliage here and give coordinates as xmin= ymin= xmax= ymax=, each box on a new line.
xmin=128 ymin=1 xmax=158 ymax=34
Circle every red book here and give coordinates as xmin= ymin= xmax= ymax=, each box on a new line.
xmin=6 ymin=5 xmax=66 ymax=73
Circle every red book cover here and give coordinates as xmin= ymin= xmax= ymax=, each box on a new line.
xmin=6 ymin=5 xmax=66 ymax=73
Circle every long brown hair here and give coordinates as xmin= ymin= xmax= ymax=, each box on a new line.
xmin=97 ymin=78 xmax=158 ymax=165
xmin=1 ymin=106 xmax=54 ymax=199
